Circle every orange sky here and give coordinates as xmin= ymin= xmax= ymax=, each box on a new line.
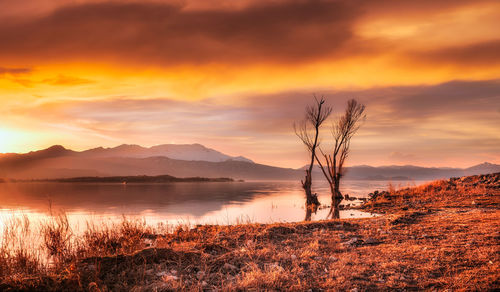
xmin=0 ymin=0 xmax=499 ymax=168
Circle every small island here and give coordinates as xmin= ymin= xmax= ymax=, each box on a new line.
xmin=12 ymin=175 xmax=236 ymax=183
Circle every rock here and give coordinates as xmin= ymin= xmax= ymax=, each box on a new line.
xmin=329 ymin=256 xmax=338 ymax=261
xmin=364 ymin=237 xmax=379 ymax=245
xmin=344 ymin=194 xmax=357 ymax=201
xmin=291 ymin=254 xmax=297 ymax=260
xmin=343 ymin=237 xmax=360 ymax=246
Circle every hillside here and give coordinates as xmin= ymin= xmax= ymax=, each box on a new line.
xmin=0 ymin=145 xmax=499 ymax=180
xmin=0 ymin=149 xmax=301 ymax=180
xmin=339 ymin=162 xmax=500 ymax=180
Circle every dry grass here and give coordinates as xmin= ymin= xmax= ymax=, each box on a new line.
xmin=0 ymin=173 xmax=499 ymax=291
xmin=362 ymin=172 xmax=499 ymax=213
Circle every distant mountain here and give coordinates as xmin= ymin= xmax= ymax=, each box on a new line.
xmin=81 ymin=143 xmax=254 ymax=163
xmin=464 ymin=162 xmax=500 ymax=175
xmin=0 ymin=154 xmax=299 ymax=180
xmin=0 ymin=144 xmax=287 ymax=180
xmin=0 ymin=144 xmax=498 ymax=180
xmin=300 ymin=163 xmax=500 ymax=181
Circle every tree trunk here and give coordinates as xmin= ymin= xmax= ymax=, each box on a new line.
xmin=304 ymin=202 xmax=318 ymax=221
xmin=302 ymin=169 xmax=319 ymax=221
xmin=327 ymin=180 xmax=343 ymax=219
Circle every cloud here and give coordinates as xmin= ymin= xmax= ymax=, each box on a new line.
xmin=388 ymin=151 xmax=417 ymax=162
xmin=414 ymin=39 xmax=500 ymax=67
xmin=0 ymin=67 xmax=33 ymax=87
xmin=0 ymin=67 xmax=32 ymax=75
xmin=0 ymin=1 xmax=362 ymax=66
xmin=41 ymin=75 xmax=94 ymax=86
xmin=223 ymin=80 xmax=500 ymax=151
xmin=3 ymin=79 xmax=499 ymax=167
xmin=14 ymin=79 xmax=500 ymax=138
xmin=0 ymin=0 xmax=497 ymax=74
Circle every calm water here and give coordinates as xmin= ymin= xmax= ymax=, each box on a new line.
xmin=0 ymin=180 xmax=424 ymax=232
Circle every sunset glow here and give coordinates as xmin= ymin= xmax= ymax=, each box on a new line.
xmin=0 ymin=0 xmax=499 ymax=167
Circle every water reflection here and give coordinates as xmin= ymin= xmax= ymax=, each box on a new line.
xmin=0 ymin=180 xmax=423 ymax=231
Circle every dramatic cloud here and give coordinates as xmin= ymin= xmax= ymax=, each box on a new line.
xmin=0 ymin=1 xmax=362 ymax=65
xmin=0 ymin=0 xmax=499 ymax=168
xmin=0 ymin=0 xmax=497 ymax=67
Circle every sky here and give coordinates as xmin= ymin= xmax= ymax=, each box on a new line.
xmin=0 ymin=0 xmax=499 ymax=168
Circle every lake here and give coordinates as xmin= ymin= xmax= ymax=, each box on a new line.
xmin=0 ymin=179 xmax=426 ymax=233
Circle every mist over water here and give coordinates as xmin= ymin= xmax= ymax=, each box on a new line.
xmin=0 ymin=180 xmax=425 ymax=232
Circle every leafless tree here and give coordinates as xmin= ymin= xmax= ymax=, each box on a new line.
xmin=294 ymin=95 xmax=332 ymax=220
xmin=315 ymin=99 xmax=365 ymax=219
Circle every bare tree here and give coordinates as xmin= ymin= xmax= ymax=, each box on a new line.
xmin=315 ymin=99 xmax=365 ymax=219
xmin=294 ymin=95 xmax=332 ymax=220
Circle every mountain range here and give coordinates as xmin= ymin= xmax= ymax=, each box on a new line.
xmin=0 ymin=144 xmax=498 ymax=181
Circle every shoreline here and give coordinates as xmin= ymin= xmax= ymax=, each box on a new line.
xmin=0 ymin=175 xmax=237 ymax=184
xmin=1 ymin=173 xmax=498 ymax=291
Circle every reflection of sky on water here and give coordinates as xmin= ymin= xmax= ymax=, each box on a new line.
xmin=0 ymin=180 xmax=427 ymax=233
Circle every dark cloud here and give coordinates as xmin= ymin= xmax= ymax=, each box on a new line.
xmin=415 ymin=40 xmax=500 ymax=67
xmin=0 ymin=0 xmax=496 ymax=67
xmin=0 ymin=0 xmax=362 ymax=65
xmin=0 ymin=67 xmax=32 ymax=75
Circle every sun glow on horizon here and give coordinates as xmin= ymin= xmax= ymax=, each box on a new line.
xmin=0 ymin=127 xmax=50 ymax=154
xmin=0 ymin=0 xmax=498 ymax=167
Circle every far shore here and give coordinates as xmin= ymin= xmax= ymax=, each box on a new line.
xmin=0 ymin=175 xmax=240 ymax=183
